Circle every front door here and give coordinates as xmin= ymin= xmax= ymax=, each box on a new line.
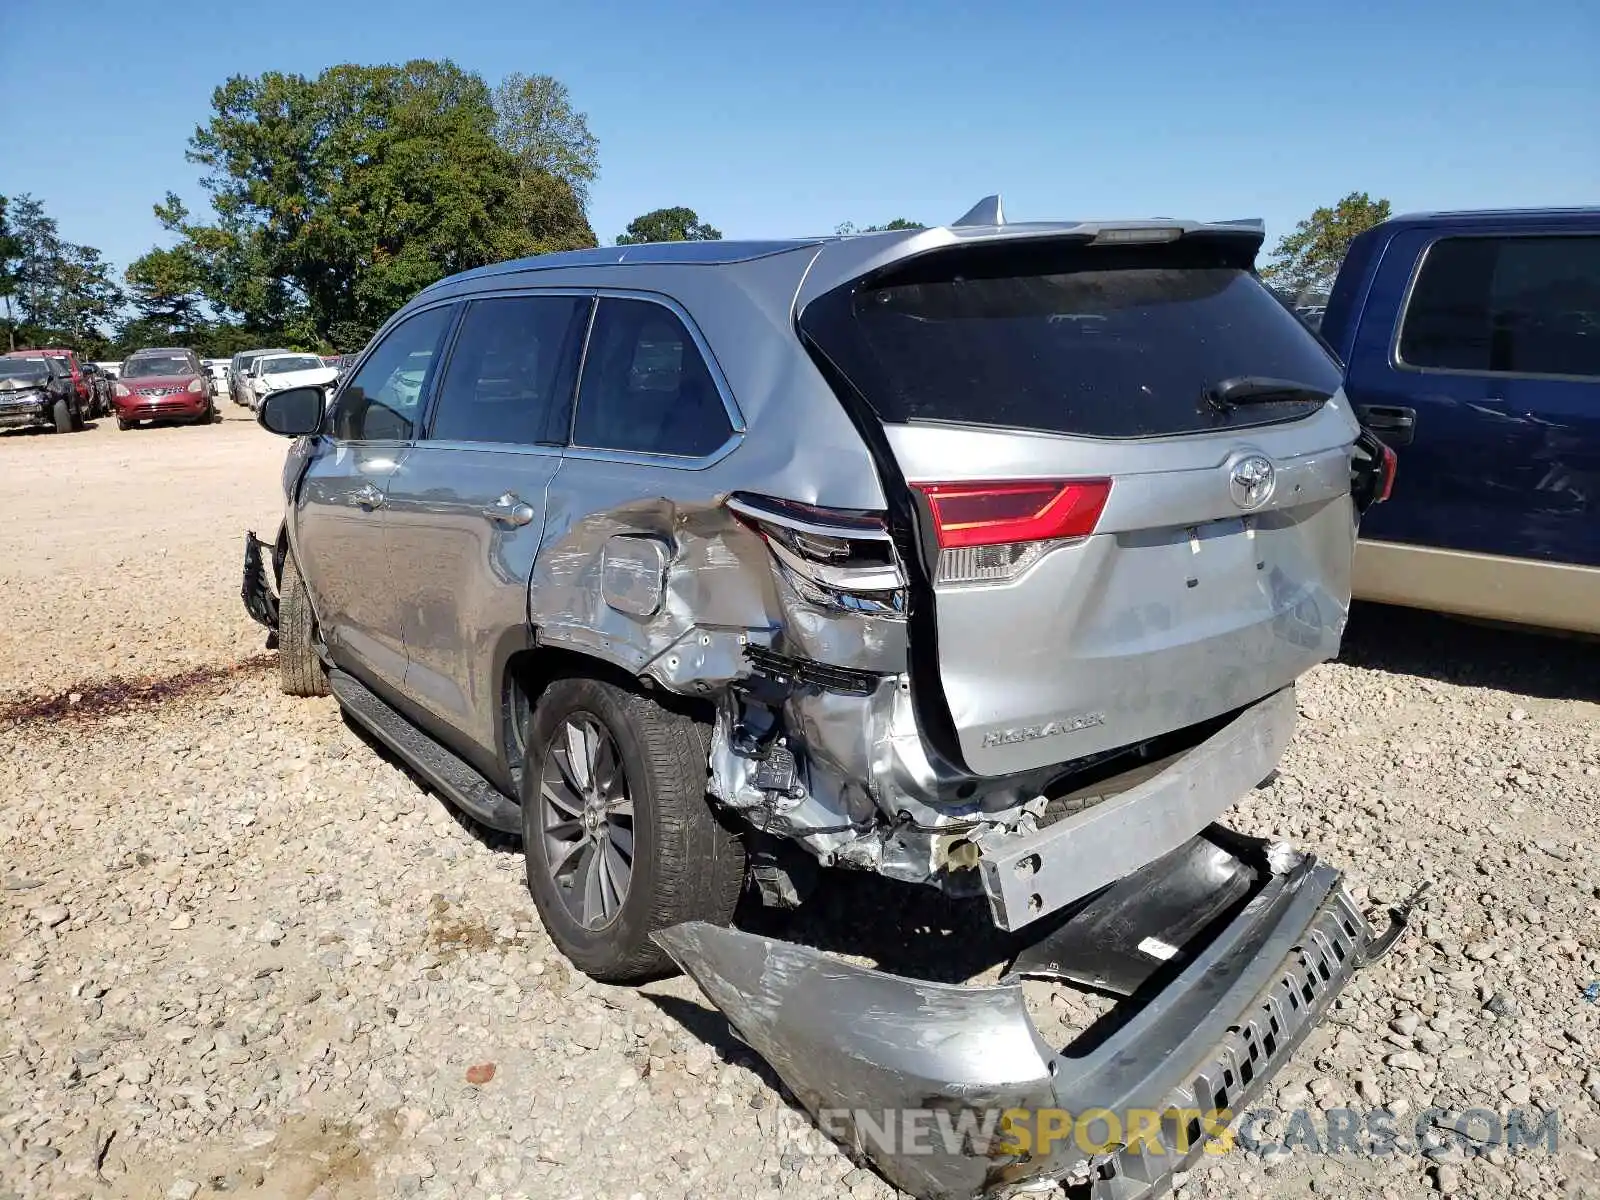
xmin=384 ymin=293 xmax=591 ymax=761
xmin=293 ymin=303 xmax=458 ymax=694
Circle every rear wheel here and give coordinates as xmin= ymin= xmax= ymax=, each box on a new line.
xmin=521 ymin=676 xmax=745 ymax=982
xmin=278 ymin=554 xmax=330 ymax=697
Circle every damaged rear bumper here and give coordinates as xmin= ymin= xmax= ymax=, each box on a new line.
xmin=656 ymin=834 xmax=1377 ymax=1200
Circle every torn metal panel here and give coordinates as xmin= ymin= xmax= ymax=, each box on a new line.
xmin=656 ymin=844 xmax=1380 ymax=1200
xmin=528 ymin=497 xmax=780 ymax=676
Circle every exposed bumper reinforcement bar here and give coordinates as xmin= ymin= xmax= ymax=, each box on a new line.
xmin=977 ymin=688 xmax=1298 ymax=932
xmin=656 ymin=835 xmax=1379 ymax=1200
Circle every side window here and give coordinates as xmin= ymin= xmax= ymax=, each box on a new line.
xmin=572 ymin=298 xmax=734 ymax=458
xmin=332 ymin=305 xmax=455 ymax=441
xmin=427 ymin=295 xmax=587 ymax=445
xmin=1399 ymin=235 xmax=1600 ymax=379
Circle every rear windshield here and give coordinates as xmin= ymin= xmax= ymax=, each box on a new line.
xmin=123 ymin=355 xmax=194 ymax=378
xmin=799 ymin=237 xmax=1343 ymax=438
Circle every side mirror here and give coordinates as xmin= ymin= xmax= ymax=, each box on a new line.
xmin=258 ymin=386 xmax=325 ymax=437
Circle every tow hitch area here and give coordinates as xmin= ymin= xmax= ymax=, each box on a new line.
xmin=657 ymin=829 xmax=1402 ymax=1200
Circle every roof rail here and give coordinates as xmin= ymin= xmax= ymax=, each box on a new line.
xmin=952 ymin=194 xmax=1005 ymax=227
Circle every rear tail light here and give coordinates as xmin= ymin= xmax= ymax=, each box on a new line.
xmin=187 ymin=378 xmax=204 ymax=394
xmin=1351 ymin=429 xmax=1397 ymax=512
xmin=727 ymin=494 xmax=906 ymax=614
xmin=1375 ymin=441 xmax=1397 ymax=503
xmin=912 ymin=479 xmax=1111 ymax=585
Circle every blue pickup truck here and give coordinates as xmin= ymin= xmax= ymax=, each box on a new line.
xmin=1322 ymin=208 xmax=1600 ymax=634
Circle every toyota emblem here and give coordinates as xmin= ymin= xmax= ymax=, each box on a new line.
xmin=1229 ymin=455 xmax=1276 ymax=510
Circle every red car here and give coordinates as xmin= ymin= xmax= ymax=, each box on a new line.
xmin=3 ymin=348 xmax=102 ymax=416
xmin=112 ymin=347 xmax=218 ymax=429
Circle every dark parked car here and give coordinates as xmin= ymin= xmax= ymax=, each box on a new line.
xmin=0 ymin=355 xmax=84 ymax=433
xmin=241 ymin=200 xmax=1403 ymax=1198
xmin=1323 ymin=207 xmax=1600 ymax=633
xmin=112 ymin=347 xmax=218 ymax=429
xmin=80 ymin=362 xmax=114 ymax=418
xmin=4 ymin=348 xmax=99 ymax=418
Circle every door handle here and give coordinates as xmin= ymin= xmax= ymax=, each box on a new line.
xmin=351 ymin=482 xmax=385 ymax=510
xmin=1356 ymin=405 xmax=1416 ymax=447
xmin=482 ymin=492 xmax=536 ymax=527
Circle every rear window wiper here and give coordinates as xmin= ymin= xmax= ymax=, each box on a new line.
xmin=1204 ymin=376 xmax=1332 ymax=412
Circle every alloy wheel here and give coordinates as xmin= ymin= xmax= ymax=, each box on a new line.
xmin=538 ymin=713 xmax=634 ymax=929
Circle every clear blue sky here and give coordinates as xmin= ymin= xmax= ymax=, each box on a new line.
xmin=1 ymin=0 xmax=1595 ymax=281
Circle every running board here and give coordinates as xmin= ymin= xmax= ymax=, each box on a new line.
xmin=327 ymin=669 xmax=523 ymax=835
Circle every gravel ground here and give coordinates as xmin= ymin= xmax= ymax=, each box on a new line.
xmin=2 ymin=411 xmax=1598 ymax=1200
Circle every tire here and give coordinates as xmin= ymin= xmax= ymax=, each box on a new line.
xmin=278 ymin=553 xmax=330 ymax=697
xmin=51 ymin=398 xmax=72 ymax=434
xmin=116 ymin=416 xmax=132 ymax=431
xmin=521 ymin=676 xmax=745 ymax=982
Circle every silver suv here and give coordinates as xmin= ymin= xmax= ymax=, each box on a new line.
xmin=244 ymin=199 xmax=1400 ymax=1198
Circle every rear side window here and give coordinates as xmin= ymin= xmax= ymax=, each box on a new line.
xmin=1398 ymin=235 xmax=1600 ymax=379
xmin=800 ymin=239 xmax=1343 ymax=438
xmin=428 ymin=295 xmax=588 ymax=444
xmin=572 ymin=298 xmax=733 ymax=458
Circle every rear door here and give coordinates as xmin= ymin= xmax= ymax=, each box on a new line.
xmin=801 ymin=234 xmax=1360 ymax=776
xmin=383 ymin=292 xmax=590 ymax=761
xmin=1353 ymin=228 xmax=1600 ymax=567
xmin=293 ymin=304 xmax=457 ymax=694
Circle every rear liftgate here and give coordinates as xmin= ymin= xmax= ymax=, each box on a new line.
xmin=656 ymin=830 xmax=1417 ymax=1200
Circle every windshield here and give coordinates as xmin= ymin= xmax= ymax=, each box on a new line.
xmin=122 ymin=355 xmax=194 ymax=379
xmin=801 ymin=238 xmax=1343 ymax=438
xmin=0 ymin=359 xmax=50 ymax=380
xmin=263 ymin=355 xmax=324 ymax=374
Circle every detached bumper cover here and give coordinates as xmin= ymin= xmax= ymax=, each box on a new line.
xmin=657 ymin=849 xmax=1373 ymax=1200
xmin=242 ymin=532 xmax=279 ymax=632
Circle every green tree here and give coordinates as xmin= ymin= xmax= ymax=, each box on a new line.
xmin=124 ymin=244 xmax=208 ymax=340
xmin=142 ymin=60 xmax=597 ymax=350
xmin=1 ymin=193 xmax=122 ymax=351
xmin=615 ymin=207 xmax=722 ymax=245
xmin=1261 ymin=192 xmax=1392 ymax=301
xmin=54 ymin=245 xmax=123 ymax=344
xmin=492 ymin=73 xmax=600 ymax=210
xmin=0 ymin=196 xmax=22 ymax=350
xmin=836 ymin=218 xmax=925 ymax=234
xmin=7 ymin=194 xmax=63 ymax=335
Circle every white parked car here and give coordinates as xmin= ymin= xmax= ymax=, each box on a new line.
xmin=246 ymin=353 xmax=338 ymax=410
xmin=204 ymin=359 xmax=231 ymax=398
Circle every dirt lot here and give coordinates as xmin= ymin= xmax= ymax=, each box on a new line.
xmin=2 ymin=410 xmax=1598 ymax=1200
